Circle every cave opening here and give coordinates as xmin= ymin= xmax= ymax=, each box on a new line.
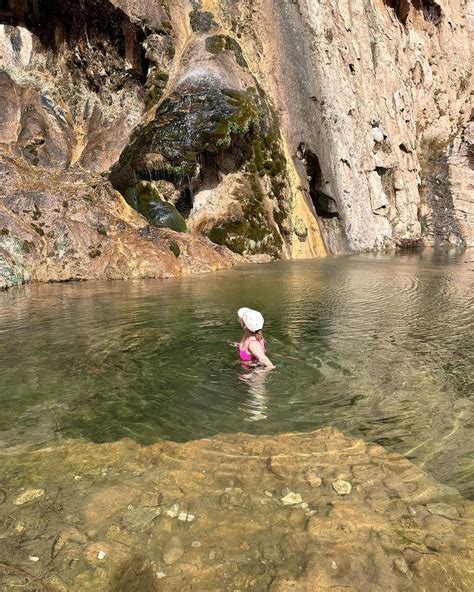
xmin=383 ymin=0 xmax=442 ymax=25
xmin=196 ymin=150 xmax=222 ymax=190
xmin=383 ymin=0 xmax=411 ymax=23
xmin=175 ymin=188 xmax=194 ymax=219
xmin=0 ymin=0 xmax=149 ymax=79
xmin=303 ymin=147 xmax=339 ymax=219
xmin=413 ymin=0 xmax=442 ymax=25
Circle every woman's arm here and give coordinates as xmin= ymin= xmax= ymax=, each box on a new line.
xmin=248 ymin=340 xmax=275 ymax=369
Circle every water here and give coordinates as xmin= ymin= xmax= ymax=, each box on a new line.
xmin=0 ymin=249 xmax=473 ymax=497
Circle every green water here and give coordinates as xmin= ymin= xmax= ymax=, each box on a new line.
xmin=0 ymin=249 xmax=473 ymax=497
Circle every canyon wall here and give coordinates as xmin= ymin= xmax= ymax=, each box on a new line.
xmin=0 ymin=0 xmax=472 ymax=287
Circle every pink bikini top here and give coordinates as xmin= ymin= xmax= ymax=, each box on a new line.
xmin=239 ymin=337 xmax=266 ymax=362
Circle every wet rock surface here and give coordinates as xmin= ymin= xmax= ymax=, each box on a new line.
xmin=0 ymin=428 xmax=472 ymax=591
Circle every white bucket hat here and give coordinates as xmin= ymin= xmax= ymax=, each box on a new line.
xmin=242 ymin=309 xmax=264 ymax=332
xmin=238 ymin=307 xmax=252 ymax=320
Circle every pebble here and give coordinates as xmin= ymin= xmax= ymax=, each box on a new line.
xmin=97 ymin=550 xmax=106 ymax=560
xmin=305 ymin=471 xmax=323 ymax=488
xmin=165 ymin=503 xmax=180 ymax=518
xmin=28 ymin=556 xmax=40 ymax=562
xmin=426 ymin=503 xmax=459 ymax=520
xmin=394 ymin=557 xmax=409 ymax=575
xmin=225 ymin=487 xmax=242 ymax=493
xmin=122 ymin=507 xmax=161 ymax=531
xmin=209 ymin=550 xmax=216 ymax=560
xmin=178 ymin=511 xmax=195 ymax=522
xmin=332 ymin=480 xmax=352 ymax=495
xmin=191 ymin=541 xmax=202 ymax=548
xmin=14 ymin=489 xmax=45 ymax=505
xmin=280 ymin=492 xmax=303 ymax=506
xmin=156 ymin=571 xmax=167 ymax=579
xmin=162 ymin=536 xmax=184 ymax=565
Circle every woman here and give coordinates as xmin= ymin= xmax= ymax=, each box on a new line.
xmin=235 ymin=307 xmax=275 ymax=369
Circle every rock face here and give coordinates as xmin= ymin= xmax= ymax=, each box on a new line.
xmin=219 ymin=0 xmax=473 ymax=252
xmin=0 ymin=156 xmax=235 ymax=289
xmin=0 ymin=0 xmax=472 ymax=287
xmin=0 ymin=428 xmax=473 ymax=591
xmin=449 ymin=120 xmax=474 ymax=246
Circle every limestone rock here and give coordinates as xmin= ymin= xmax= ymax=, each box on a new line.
xmin=14 ymin=488 xmax=45 ymax=505
xmin=305 ymin=470 xmax=323 ymax=488
xmin=162 ymin=536 xmax=184 ymax=565
xmin=0 ymin=156 xmax=235 ymax=289
xmin=1 ymin=427 xmax=473 ymax=591
xmin=426 ymin=502 xmax=460 ymax=520
xmin=280 ymin=492 xmax=303 ymax=506
xmin=332 ymin=480 xmax=352 ymax=495
xmin=0 ymin=0 xmax=472 ymax=283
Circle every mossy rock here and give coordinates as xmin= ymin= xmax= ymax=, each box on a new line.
xmin=110 ymin=84 xmax=265 ymax=195
xmin=145 ymin=68 xmax=170 ymax=109
xmin=146 ymin=199 xmax=186 ymax=232
xmin=205 ymin=35 xmax=248 ymax=69
xmin=169 ymin=240 xmax=181 ymax=257
xmin=109 ymin=77 xmax=291 ymax=251
xmin=126 ymin=184 xmax=187 ymax=232
xmin=190 ymin=9 xmax=216 ymax=33
xmin=208 ymin=176 xmax=283 ymax=258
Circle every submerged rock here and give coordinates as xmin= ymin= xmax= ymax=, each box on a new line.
xmin=162 ymin=535 xmax=184 ymax=565
xmin=14 ymin=488 xmax=45 ymax=505
xmin=122 ymin=506 xmax=161 ymax=532
xmin=0 ymin=428 xmax=472 ymax=591
xmin=332 ymin=479 xmax=352 ymax=496
xmin=280 ymin=492 xmax=303 ymax=506
xmin=426 ymin=502 xmax=460 ymax=520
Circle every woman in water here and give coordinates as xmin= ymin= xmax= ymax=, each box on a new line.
xmin=235 ymin=307 xmax=275 ymax=369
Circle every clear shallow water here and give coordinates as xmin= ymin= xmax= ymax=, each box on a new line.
xmin=0 ymin=249 xmax=473 ymax=497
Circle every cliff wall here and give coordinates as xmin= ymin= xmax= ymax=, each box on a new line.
xmin=0 ymin=0 xmax=472 ymax=286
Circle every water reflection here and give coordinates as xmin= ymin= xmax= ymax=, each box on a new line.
xmin=240 ymin=367 xmax=271 ymax=422
xmin=0 ymin=248 xmax=472 ymax=497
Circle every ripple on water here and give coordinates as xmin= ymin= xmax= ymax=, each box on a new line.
xmin=0 ymin=249 xmax=473 ymax=497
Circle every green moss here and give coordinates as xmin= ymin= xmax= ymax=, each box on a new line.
xmin=30 ymin=223 xmax=44 ymax=237
xmin=208 ymin=174 xmax=283 ymax=258
xmin=205 ymin=35 xmax=248 ymax=69
xmin=169 ymin=240 xmax=181 ymax=257
xmin=205 ymin=35 xmax=226 ymax=54
xmin=88 ymin=247 xmax=102 ymax=259
xmin=145 ymin=68 xmax=170 ymax=109
xmin=190 ymin=9 xmax=216 ymax=33
xmin=132 ymin=183 xmax=187 ymax=232
xmin=97 ymin=225 xmax=108 ymax=236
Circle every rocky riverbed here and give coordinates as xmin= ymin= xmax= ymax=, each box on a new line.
xmin=0 ymin=428 xmax=472 ymax=591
